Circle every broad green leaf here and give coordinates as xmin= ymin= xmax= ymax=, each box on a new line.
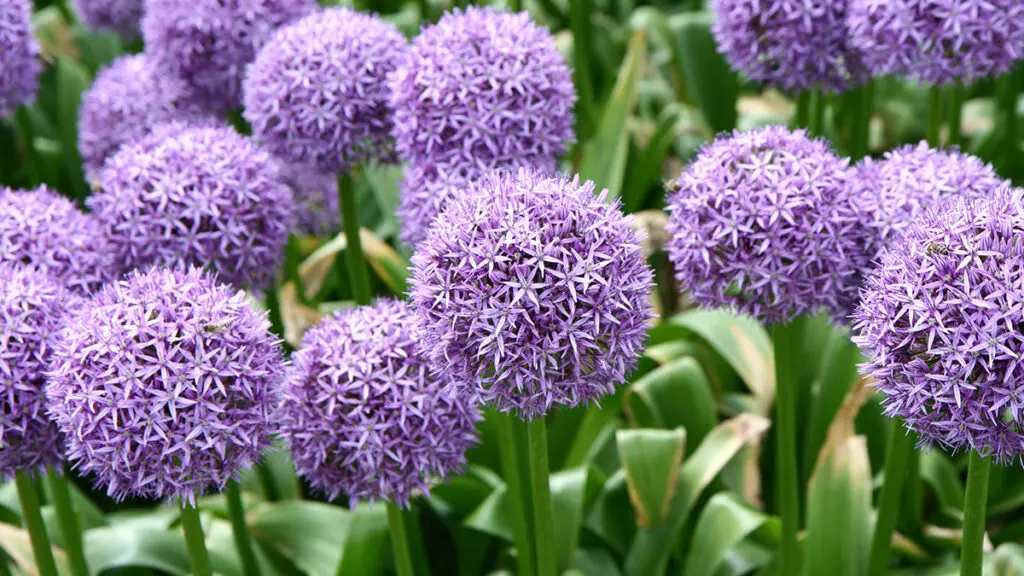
xmin=0 ymin=521 xmax=71 ymax=576
xmin=627 ymin=357 xmax=717 ymax=452
xmin=642 ymin=340 xmax=696 ymax=366
xmin=570 ymin=548 xmax=623 ymax=576
xmin=249 ymin=500 xmax=350 ymax=576
xmin=996 ymin=543 xmax=1024 ymax=575
xmin=622 ymin=104 xmax=685 ymax=212
xmin=84 ymin=524 xmax=191 ymax=576
xmin=335 ymin=503 xmax=388 ymax=576
xmin=239 ymin=446 xmax=301 ymax=501
xmin=666 ymin=12 xmax=739 ymax=133
xmin=617 ymin=428 xmax=686 ymax=528
xmin=360 ymin=228 xmax=409 ymax=296
xmin=562 ymin=388 xmax=626 ymax=471
xmin=685 ymin=493 xmax=774 ymax=576
xmin=802 ymin=333 xmax=862 ymax=484
xmin=921 ymin=451 xmax=966 ymax=513
xmin=584 ymin=470 xmax=634 ymax=554
xmin=464 ymin=485 xmax=514 ymax=542
xmin=54 ymin=57 xmax=89 ymax=200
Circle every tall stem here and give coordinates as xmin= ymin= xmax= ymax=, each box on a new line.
xmin=926 ymin=87 xmax=943 ymax=147
xmin=866 ymin=425 xmax=914 ymax=576
xmin=850 ymin=81 xmax=874 ymax=159
xmin=495 ymin=412 xmax=536 ymax=576
xmin=960 ymin=452 xmax=991 ymax=576
xmin=997 ymin=68 xmax=1021 ymax=169
xmin=771 ymin=318 xmax=804 ymax=576
xmin=794 ymin=92 xmax=812 ymax=129
xmin=569 ymin=0 xmax=595 ymax=146
xmin=947 ymin=83 xmax=965 ymax=148
xmin=44 ymin=469 xmax=89 ymax=576
xmin=386 ymin=502 xmax=417 ymax=576
xmin=225 ymin=481 xmax=260 ymax=576
xmin=808 ymin=90 xmax=825 ymax=137
xmin=14 ymin=472 xmax=59 ymax=576
xmin=338 ymin=171 xmax=372 ymax=306
xmin=180 ymin=503 xmax=213 ymax=576
xmin=527 ymin=418 xmax=558 ymax=576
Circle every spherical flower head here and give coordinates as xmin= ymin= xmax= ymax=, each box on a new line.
xmin=665 ymin=125 xmax=871 ymax=325
xmin=854 ymin=187 xmax=1024 ymax=463
xmin=0 ymin=264 xmax=83 ymax=479
xmin=142 ymin=0 xmax=317 ymax=113
xmin=390 ymin=7 xmax=576 ymax=167
xmin=711 ymin=0 xmax=867 ymax=93
xmin=410 ymin=169 xmax=655 ymax=419
xmin=78 ymin=55 xmax=215 ymax=181
xmin=90 ymin=125 xmax=294 ymax=291
xmin=71 ymin=0 xmax=143 ymax=41
xmin=847 ymin=0 xmax=1024 ymax=85
xmin=244 ymin=8 xmax=407 ymax=173
xmin=47 ymin=266 xmax=285 ymax=502
xmin=0 ymin=0 xmax=41 ymax=118
xmin=0 ymin=186 xmax=119 ymax=295
xmin=278 ymin=162 xmax=339 ymax=237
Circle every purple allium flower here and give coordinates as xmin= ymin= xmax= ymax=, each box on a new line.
xmin=243 ymin=7 xmax=407 ymax=174
xmin=78 ymin=54 xmax=214 ymax=181
xmin=711 ymin=0 xmax=868 ymax=93
xmin=279 ymin=299 xmax=480 ymax=506
xmin=665 ymin=125 xmax=871 ymax=325
xmin=854 ymin=142 xmax=1007 ymax=254
xmin=0 ymin=186 xmax=119 ymax=295
xmin=847 ymin=0 xmax=1024 ymax=85
xmin=854 ymin=187 xmax=1024 ymax=463
xmin=142 ymin=0 xmax=317 ymax=114
xmin=390 ymin=7 xmax=576 ymax=167
xmin=47 ymin=266 xmax=285 ymax=502
xmin=278 ymin=162 xmax=339 ymax=237
xmin=0 ymin=0 xmax=41 ymax=118
xmin=409 ymin=169 xmax=655 ymax=419
xmin=71 ymin=0 xmax=143 ymax=41
xmin=90 ymin=125 xmax=294 ymax=291
xmin=0 ymin=264 xmax=83 ymax=479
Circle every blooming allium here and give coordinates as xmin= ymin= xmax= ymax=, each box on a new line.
xmin=854 ymin=187 xmax=1024 ymax=463
xmin=78 ymin=54 xmax=213 ymax=180
xmin=47 ymin=266 xmax=285 ymax=502
xmin=665 ymin=125 xmax=871 ymax=324
xmin=410 ymin=169 xmax=655 ymax=419
xmin=847 ymin=0 xmax=1024 ymax=85
xmin=142 ymin=0 xmax=317 ymax=113
xmin=0 ymin=186 xmax=119 ymax=295
xmin=279 ymin=299 xmax=480 ymax=506
xmin=90 ymin=125 xmax=294 ymax=291
xmin=390 ymin=7 xmax=576 ymax=167
xmin=0 ymin=0 xmax=41 ymax=118
xmin=0 ymin=264 xmax=82 ymax=479
xmin=711 ymin=0 xmax=867 ymax=93
xmin=71 ymin=0 xmax=143 ymax=41
xmin=278 ymin=162 xmax=339 ymax=237
xmin=244 ymin=7 xmax=407 ymax=173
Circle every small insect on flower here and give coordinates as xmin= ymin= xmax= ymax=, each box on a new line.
xmin=0 ymin=0 xmax=41 ymax=118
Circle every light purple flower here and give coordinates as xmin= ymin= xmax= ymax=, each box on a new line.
xmin=0 ymin=0 xmax=41 ymax=118
xmin=278 ymin=162 xmax=339 ymax=237
xmin=71 ymin=0 xmax=144 ymax=41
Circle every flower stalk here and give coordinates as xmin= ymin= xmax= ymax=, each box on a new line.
xmin=180 ymin=502 xmax=213 ymax=576
xmin=771 ymin=318 xmax=804 ymax=576
xmin=45 ymin=468 xmax=90 ymax=576
xmin=527 ymin=418 xmax=558 ymax=576
xmin=225 ymin=480 xmax=261 ymax=576
xmin=866 ymin=425 xmax=913 ymax=576
xmin=15 ymin=472 xmax=59 ymax=576
xmin=338 ymin=171 xmax=372 ymax=307
xmin=960 ymin=452 xmax=991 ymax=576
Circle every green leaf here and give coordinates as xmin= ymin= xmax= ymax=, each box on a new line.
xmin=921 ymin=451 xmax=966 ymax=513
xmin=584 ymin=470 xmax=634 ymax=554
xmin=550 ymin=467 xmax=605 ymax=571
xmin=335 ymin=503 xmax=388 ymax=576
xmin=249 ymin=500 xmax=350 ymax=576
xmin=995 ymin=543 xmax=1024 ymax=575
xmin=84 ymin=524 xmax=191 ymax=576
xmin=622 ymin=104 xmax=685 ymax=212
xmin=684 ymin=493 xmax=775 ymax=576
xmin=53 ymin=57 xmax=89 ymax=199
xmin=617 ymin=428 xmax=686 ymax=529
xmin=666 ymin=12 xmax=740 ymax=133
xmin=802 ymin=332 xmax=862 ymax=483
xmin=570 ymin=548 xmax=623 ymax=576
xmin=627 ymin=357 xmax=718 ymax=452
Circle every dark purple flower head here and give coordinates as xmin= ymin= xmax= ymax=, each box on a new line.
xmin=244 ymin=7 xmax=407 ymax=174
xmin=279 ymin=162 xmax=339 ymax=237
xmin=78 ymin=54 xmax=214 ymax=181
xmin=665 ymin=125 xmax=871 ymax=325
xmin=47 ymin=266 xmax=285 ymax=503
xmin=711 ymin=0 xmax=867 ymax=93
xmin=0 ymin=186 xmax=119 ymax=295
xmin=410 ymin=169 xmax=655 ymax=419
xmin=847 ymin=0 xmax=1024 ymax=85
xmin=0 ymin=264 xmax=83 ymax=479
xmin=0 ymin=0 xmax=41 ymax=118
xmin=90 ymin=125 xmax=294 ymax=291
xmin=142 ymin=0 xmax=317 ymax=114
xmin=854 ymin=187 xmax=1024 ymax=463
xmin=72 ymin=0 xmax=143 ymax=41
xmin=390 ymin=7 xmax=576 ymax=167
xmin=279 ymin=299 xmax=480 ymax=507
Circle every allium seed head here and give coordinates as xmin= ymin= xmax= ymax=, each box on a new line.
xmin=244 ymin=7 xmax=407 ymax=173
xmin=0 ymin=186 xmax=119 ymax=295
xmin=410 ymin=169 xmax=655 ymax=419
xmin=47 ymin=266 xmax=285 ymax=502
xmin=71 ymin=0 xmax=143 ymax=41
xmin=0 ymin=0 xmax=41 ymax=118
xmin=279 ymin=300 xmax=480 ymax=506
xmin=0 ymin=264 xmax=82 ymax=479
xmin=665 ymin=125 xmax=871 ymax=325
xmin=854 ymin=187 xmax=1024 ymax=463
xmin=91 ymin=125 xmax=294 ymax=291
xmin=279 ymin=162 xmax=339 ymax=237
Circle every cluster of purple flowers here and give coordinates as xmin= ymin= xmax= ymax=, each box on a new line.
xmin=72 ymin=0 xmax=144 ymax=41
xmin=0 ymin=0 xmax=41 ymax=118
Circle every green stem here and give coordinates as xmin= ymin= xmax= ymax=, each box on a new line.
xmin=44 ymin=469 xmax=89 ymax=576
xmin=225 ymin=481 xmax=260 ymax=576
xmin=527 ymin=418 xmax=558 ymax=576
xmin=417 ymin=0 xmax=432 ymax=20
xmin=926 ymin=87 xmax=943 ymax=147
xmin=569 ymin=0 xmax=595 ymax=146
xmin=850 ymin=81 xmax=873 ymax=159
xmin=495 ymin=412 xmax=536 ymax=576
xmin=386 ymin=502 xmax=417 ymax=576
xmin=794 ymin=92 xmax=812 ymax=129
xmin=866 ymin=425 xmax=914 ymax=576
xmin=771 ymin=318 xmax=804 ymax=576
xmin=997 ymin=68 xmax=1021 ymax=168
xmin=960 ymin=452 xmax=991 ymax=576
xmin=180 ymin=503 xmax=213 ymax=576
xmin=14 ymin=472 xmax=59 ymax=576
xmin=808 ymin=90 xmax=825 ymax=137
xmin=255 ymin=463 xmax=280 ymax=502
xmin=509 ymin=0 xmax=521 ymax=10
xmin=947 ymin=83 xmax=965 ymax=148
xmin=338 ymin=171 xmax=372 ymax=306
xmin=901 ymin=447 xmax=923 ymax=536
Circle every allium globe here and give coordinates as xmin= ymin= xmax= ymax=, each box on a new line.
xmin=71 ymin=0 xmax=143 ymax=41
xmin=847 ymin=0 xmax=1024 ymax=85
xmin=279 ymin=162 xmax=339 ymax=237
xmin=665 ymin=125 xmax=871 ymax=324
xmin=142 ymin=0 xmax=317 ymax=113
xmin=90 ymin=125 xmax=294 ymax=291
xmin=0 ymin=264 xmax=82 ymax=479
xmin=0 ymin=0 xmax=41 ymax=118
xmin=390 ymin=7 xmax=576 ymax=167
xmin=711 ymin=0 xmax=867 ymax=93
xmin=854 ymin=187 xmax=1024 ymax=463
xmin=279 ymin=300 xmax=480 ymax=506
xmin=47 ymin=267 xmax=285 ymax=502
xmin=244 ymin=7 xmax=407 ymax=173
xmin=0 ymin=186 xmax=118 ymax=295
xmin=410 ymin=169 xmax=655 ymax=419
